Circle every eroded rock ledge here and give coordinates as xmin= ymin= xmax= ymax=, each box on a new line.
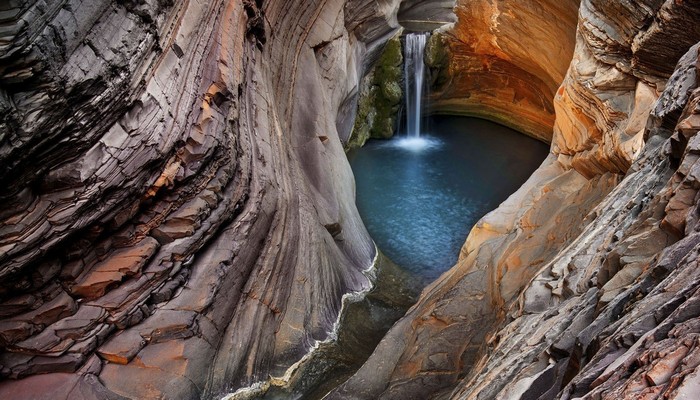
xmin=0 ymin=0 xmax=403 ymax=398
xmin=329 ymin=1 xmax=700 ymax=399
xmin=4 ymin=0 xmax=700 ymax=399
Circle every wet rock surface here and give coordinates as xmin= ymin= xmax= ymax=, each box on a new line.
xmin=330 ymin=1 xmax=700 ymax=399
xmin=328 ymin=1 xmax=700 ymax=399
xmin=3 ymin=0 xmax=700 ymax=399
xmin=0 ymin=0 xmax=403 ymax=398
xmin=346 ymin=33 xmax=404 ymax=149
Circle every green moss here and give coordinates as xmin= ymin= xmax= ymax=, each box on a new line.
xmin=372 ymin=36 xmax=403 ymax=86
xmin=346 ymin=75 xmax=375 ymax=150
xmin=370 ymin=35 xmax=403 ymax=140
xmin=425 ymin=32 xmax=450 ymax=91
xmin=346 ymin=33 xmax=404 ymax=150
xmin=381 ymin=80 xmax=402 ymax=104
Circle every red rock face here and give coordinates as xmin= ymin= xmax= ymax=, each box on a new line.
xmin=328 ymin=1 xmax=700 ymax=400
xmin=3 ymin=0 xmax=700 ymax=399
xmin=551 ymin=0 xmax=700 ymax=179
xmin=0 ymin=0 xmax=402 ymax=398
xmin=426 ymin=0 xmax=581 ymax=142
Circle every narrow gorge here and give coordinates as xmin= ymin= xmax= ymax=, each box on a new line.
xmin=2 ymin=1 xmax=700 ymax=400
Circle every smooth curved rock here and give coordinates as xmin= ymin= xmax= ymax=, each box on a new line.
xmin=329 ymin=1 xmax=700 ymax=399
xmin=4 ymin=0 xmax=700 ymax=399
xmin=0 ymin=0 xmax=403 ymax=398
xmin=397 ymin=0 xmax=456 ymax=32
xmin=426 ymin=0 xmax=581 ymax=142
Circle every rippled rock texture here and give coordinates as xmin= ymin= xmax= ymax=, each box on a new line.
xmin=0 ymin=0 xmax=403 ymax=398
xmin=426 ymin=0 xmax=581 ymax=142
xmin=329 ymin=1 xmax=700 ymax=399
xmin=5 ymin=0 xmax=700 ymax=399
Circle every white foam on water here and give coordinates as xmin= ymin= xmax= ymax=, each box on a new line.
xmin=388 ymin=136 xmax=443 ymax=152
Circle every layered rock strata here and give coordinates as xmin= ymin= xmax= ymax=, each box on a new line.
xmin=4 ymin=0 xmax=700 ymax=399
xmin=397 ymin=0 xmax=456 ymax=32
xmin=329 ymin=1 xmax=700 ymax=399
xmin=452 ymin=42 xmax=700 ymax=400
xmin=0 ymin=0 xmax=402 ymax=398
xmin=426 ymin=0 xmax=581 ymax=142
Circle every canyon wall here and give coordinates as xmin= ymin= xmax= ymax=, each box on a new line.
xmin=329 ymin=1 xmax=700 ymax=399
xmin=0 ymin=0 xmax=402 ymax=398
xmin=4 ymin=0 xmax=700 ymax=399
xmin=397 ymin=0 xmax=456 ymax=32
xmin=425 ymin=0 xmax=581 ymax=142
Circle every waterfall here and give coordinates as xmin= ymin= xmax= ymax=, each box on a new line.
xmin=404 ymin=33 xmax=428 ymax=138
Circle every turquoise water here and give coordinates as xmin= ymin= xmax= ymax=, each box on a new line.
xmin=347 ymin=116 xmax=549 ymax=284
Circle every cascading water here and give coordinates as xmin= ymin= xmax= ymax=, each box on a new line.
xmin=395 ymin=32 xmax=436 ymax=152
xmin=348 ymin=32 xmax=550 ymax=284
xmin=404 ymin=33 xmax=428 ymax=138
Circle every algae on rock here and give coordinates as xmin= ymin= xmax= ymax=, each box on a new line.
xmin=425 ymin=31 xmax=450 ymax=93
xmin=346 ymin=34 xmax=404 ymax=150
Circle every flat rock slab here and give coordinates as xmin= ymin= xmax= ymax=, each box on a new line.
xmin=70 ymin=237 xmax=159 ymax=300
xmin=96 ymin=330 xmax=145 ymax=365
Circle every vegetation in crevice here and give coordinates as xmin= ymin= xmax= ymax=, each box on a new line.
xmin=346 ymin=33 xmax=403 ymax=150
xmin=424 ymin=30 xmax=451 ymax=93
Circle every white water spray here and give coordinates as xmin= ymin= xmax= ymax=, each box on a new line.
xmin=403 ymin=33 xmax=428 ymax=138
xmin=393 ymin=32 xmax=440 ymax=152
